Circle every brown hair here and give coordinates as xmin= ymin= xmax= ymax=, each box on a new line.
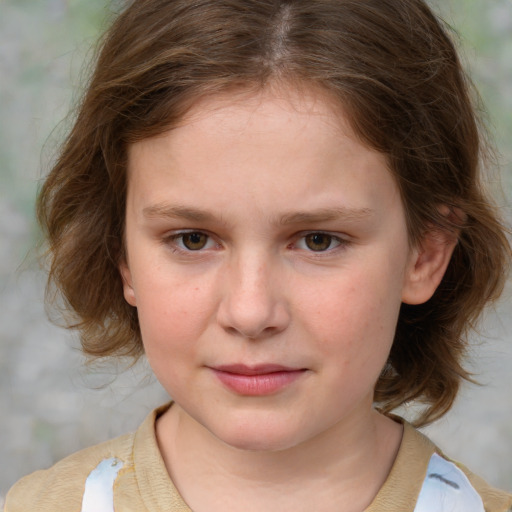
xmin=38 ymin=0 xmax=510 ymax=426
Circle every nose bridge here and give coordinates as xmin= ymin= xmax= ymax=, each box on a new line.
xmin=237 ymin=248 xmax=269 ymax=294
xmin=218 ymin=247 xmax=289 ymax=339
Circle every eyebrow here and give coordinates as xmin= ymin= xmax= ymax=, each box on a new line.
xmin=142 ymin=203 xmax=374 ymax=225
xmin=277 ymin=207 xmax=374 ymax=225
xmin=143 ymin=204 xmax=217 ymax=222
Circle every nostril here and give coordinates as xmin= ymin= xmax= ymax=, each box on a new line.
xmin=216 ymin=261 xmax=290 ymax=339
xmin=217 ymin=299 xmax=291 ymax=340
xmin=222 ymin=322 xmax=283 ymax=341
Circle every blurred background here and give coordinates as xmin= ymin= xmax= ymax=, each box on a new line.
xmin=0 ymin=0 xmax=511 ymax=502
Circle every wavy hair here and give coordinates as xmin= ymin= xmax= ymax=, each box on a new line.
xmin=38 ymin=0 xmax=510 ymax=426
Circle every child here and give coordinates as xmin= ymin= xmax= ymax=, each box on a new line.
xmin=5 ymin=0 xmax=512 ymax=510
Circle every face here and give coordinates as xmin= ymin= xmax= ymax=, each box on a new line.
xmin=121 ymin=86 xmax=421 ymax=452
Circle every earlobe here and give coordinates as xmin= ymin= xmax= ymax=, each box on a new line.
xmin=401 ymin=228 xmax=458 ymax=305
xmin=119 ymin=261 xmax=137 ymax=307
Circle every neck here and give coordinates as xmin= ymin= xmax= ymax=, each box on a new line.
xmin=156 ymin=403 xmax=403 ymax=512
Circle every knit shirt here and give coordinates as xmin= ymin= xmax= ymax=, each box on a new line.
xmin=5 ymin=404 xmax=512 ymax=512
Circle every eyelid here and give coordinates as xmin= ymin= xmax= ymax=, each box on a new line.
xmin=161 ymin=229 xmax=350 ymax=254
xmin=163 ymin=229 xmax=220 ymax=252
xmin=292 ymin=231 xmax=350 ymax=252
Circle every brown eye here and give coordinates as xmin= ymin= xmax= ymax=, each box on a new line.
xmin=304 ymin=233 xmax=334 ymax=251
xmin=181 ymin=232 xmax=209 ymax=250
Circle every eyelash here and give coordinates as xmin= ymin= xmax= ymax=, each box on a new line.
xmin=163 ymin=231 xmax=219 ymax=253
xmin=292 ymin=232 xmax=346 ymax=253
xmin=163 ymin=230 xmax=349 ymax=255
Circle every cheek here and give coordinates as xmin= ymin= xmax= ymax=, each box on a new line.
xmin=135 ymin=279 xmax=213 ymax=359
xmin=298 ymin=266 xmax=402 ymax=365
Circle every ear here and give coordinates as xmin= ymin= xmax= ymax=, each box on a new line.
xmin=119 ymin=260 xmax=137 ymax=307
xmin=401 ymin=226 xmax=458 ymax=305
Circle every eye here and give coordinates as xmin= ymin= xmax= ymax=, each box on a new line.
xmin=181 ymin=232 xmax=209 ymax=250
xmin=296 ymin=232 xmax=343 ymax=252
xmin=168 ymin=231 xmax=216 ymax=251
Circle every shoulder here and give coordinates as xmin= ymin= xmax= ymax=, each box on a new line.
xmin=441 ymin=453 xmax=512 ymax=512
xmin=368 ymin=417 xmax=512 ymax=512
xmin=407 ymin=422 xmax=512 ymax=512
xmin=4 ymin=404 xmax=185 ymax=512
xmin=4 ymin=432 xmax=134 ymax=512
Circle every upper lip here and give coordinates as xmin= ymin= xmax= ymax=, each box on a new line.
xmin=212 ymin=364 xmax=304 ymax=375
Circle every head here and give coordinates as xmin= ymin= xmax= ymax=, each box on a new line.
xmin=39 ymin=0 xmax=510 ymax=426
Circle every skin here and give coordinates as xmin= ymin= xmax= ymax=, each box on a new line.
xmin=120 ymin=86 xmax=456 ymax=511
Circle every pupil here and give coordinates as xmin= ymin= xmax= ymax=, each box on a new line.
xmin=306 ymin=233 xmax=331 ymax=251
xmin=183 ymin=232 xmax=207 ymax=250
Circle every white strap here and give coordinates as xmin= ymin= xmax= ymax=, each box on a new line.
xmin=78 ymin=452 xmax=486 ymax=512
xmin=81 ymin=457 xmax=124 ymax=512
xmin=414 ymin=453 xmax=485 ymax=512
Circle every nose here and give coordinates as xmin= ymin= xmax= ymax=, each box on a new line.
xmin=216 ymin=252 xmax=291 ymax=340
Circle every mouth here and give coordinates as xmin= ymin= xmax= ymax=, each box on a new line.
xmin=209 ymin=364 xmax=307 ymax=396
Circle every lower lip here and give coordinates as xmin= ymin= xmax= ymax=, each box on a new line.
xmin=212 ymin=369 xmax=306 ymax=396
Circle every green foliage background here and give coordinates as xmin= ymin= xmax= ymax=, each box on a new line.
xmin=435 ymin=0 xmax=512 ymax=194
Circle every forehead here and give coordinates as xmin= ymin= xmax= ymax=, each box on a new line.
xmin=127 ymin=83 xmax=380 ymax=176
xmin=178 ymin=83 xmax=347 ymax=132
xmin=125 ymin=84 xmax=403 ymax=232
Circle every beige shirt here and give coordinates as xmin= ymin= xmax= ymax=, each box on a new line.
xmin=5 ymin=404 xmax=512 ymax=512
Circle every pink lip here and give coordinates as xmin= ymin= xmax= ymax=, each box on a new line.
xmin=211 ymin=364 xmax=307 ymax=396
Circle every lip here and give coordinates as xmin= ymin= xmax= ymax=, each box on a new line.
xmin=210 ymin=364 xmax=307 ymax=396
